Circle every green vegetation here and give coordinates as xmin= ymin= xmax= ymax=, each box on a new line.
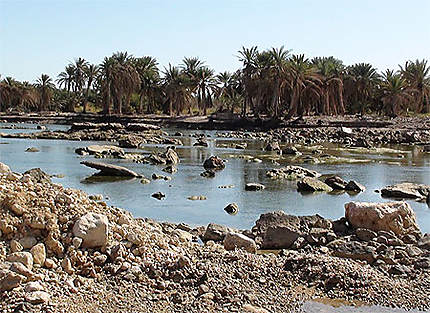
xmin=1 ymin=47 xmax=429 ymax=118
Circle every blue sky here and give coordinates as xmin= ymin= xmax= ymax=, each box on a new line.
xmin=1 ymin=0 xmax=429 ymax=82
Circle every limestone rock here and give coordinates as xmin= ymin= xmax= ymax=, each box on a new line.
xmin=381 ymin=183 xmax=430 ymax=200
xmin=203 ymin=223 xmax=231 ymax=242
xmin=325 ymin=176 xmax=347 ymax=190
xmin=345 ymin=180 xmax=366 ymax=192
xmin=0 ymin=162 xmax=11 ymax=174
xmin=81 ymin=161 xmax=141 ymax=178
xmin=25 ymin=291 xmax=51 ymax=304
xmin=23 ymin=168 xmax=51 ymax=184
xmin=6 ymin=252 xmax=34 ymax=270
xmin=30 ymin=243 xmax=46 ymax=266
xmin=0 ymin=269 xmax=25 ymax=291
xmin=223 ymin=232 xmax=257 ymax=253
xmin=73 ymin=213 xmax=109 ymax=248
xmin=345 ymin=201 xmax=420 ymax=236
xmin=266 ymin=166 xmax=321 ymax=180
xmin=297 ymin=177 xmax=332 ymax=192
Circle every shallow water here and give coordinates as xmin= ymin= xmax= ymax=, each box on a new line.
xmin=0 ymin=123 xmax=429 ymax=232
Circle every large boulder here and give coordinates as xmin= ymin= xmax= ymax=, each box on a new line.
xmin=81 ymin=161 xmax=141 ymax=177
xmin=324 ymin=176 xmax=347 ymax=190
xmin=345 ymin=201 xmax=420 ymax=236
xmin=23 ymin=168 xmax=51 ymax=184
xmin=266 ymin=166 xmax=320 ymax=180
xmin=253 ymin=211 xmax=332 ymax=249
xmin=0 ymin=269 xmax=25 ymax=291
xmin=73 ymin=213 xmax=109 ymax=248
xmin=203 ymin=223 xmax=231 ymax=242
xmin=381 ymin=183 xmax=430 ymax=201
xmin=203 ymin=156 xmax=225 ymax=170
xmin=297 ymin=177 xmax=332 ymax=192
xmin=223 ymin=232 xmax=257 ymax=253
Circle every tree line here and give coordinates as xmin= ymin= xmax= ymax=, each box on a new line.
xmin=1 ymin=47 xmax=429 ymax=118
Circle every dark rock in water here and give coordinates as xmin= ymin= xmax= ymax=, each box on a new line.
xmin=297 ymin=177 xmax=332 ymax=192
xmin=324 ymin=176 xmax=347 ymax=190
xmin=174 ymin=132 xmax=183 ymax=137
xmin=200 ymin=170 xmax=216 ymax=178
xmin=203 ymin=223 xmax=231 ymax=242
xmin=345 ymin=180 xmax=366 ymax=192
xmin=149 ymin=147 xmax=180 ymax=165
xmin=194 ymin=139 xmax=208 ymax=147
xmin=118 ymin=136 xmax=142 ymax=148
xmin=151 ymin=173 xmax=171 ymax=181
xmin=36 ymin=125 xmax=46 ymax=130
xmin=224 ymin=203 xmax=239 ymax=215
xmin=245 ymin=183 xmax=265 ymax=191
xmin=25 ymin=147 xmax=39 ymax=153
xmin=151 ymin=192 xmax=165 ymax=200
xmin=264 ymin=141 xmax=280 ymax=151
xmin=203 ymin=156 xmax=225 ymax=170
xmin=282 ymin=146 xmax=301 ymax=156
xmin=381 ymin=183 xmax=430 ymax=200
xmin=23 ymin=168 xmax=51 ymax=184
xmin=162 ymin=165 xmax=177 ymax=174
xmin=81 ymin=161 xmax=141 ymax=177
xmin=333 ymin=241 xmax=376 ymax=264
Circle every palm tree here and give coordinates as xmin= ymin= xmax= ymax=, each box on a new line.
xmin=286 ymin=54 xmax=322 ymax=118
xmin=344 ymin=63 xmax=380 ymax=114
xmin=268 ymin=46 xmax=291 ymax=117
xmin=163 ymin=64 xmax=191 ymax=116
xmin=35 ymin=74 xmax=55 ymax=111
xmin=380 ymin=70 xmax=413 ymax=116
xmin=312 ymin=56 xmax=345 ymax=115
xmin=196 ymin=66 xmax=216 ymax=115
xmin=400 ymin=59 xmax=430 ymax=113
xmin=134 ymin=56 xmax=160 ymax=113
xmin=238 ymin=46 xmax=258 ymax=117
xmin=82 ymin=64 xmax=99 ymax=113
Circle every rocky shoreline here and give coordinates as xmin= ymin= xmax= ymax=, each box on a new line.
xmin=0 ymin=163 xmax=429 ymax=312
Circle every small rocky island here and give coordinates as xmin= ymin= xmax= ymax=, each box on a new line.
xmin=0 ymin=162 xmax=429 ymax=313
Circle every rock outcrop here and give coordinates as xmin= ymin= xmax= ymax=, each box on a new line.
xmin=73 ymin=213 xmax=109 ymax=248
xmin=81 ymin=161 xmax=141 ymax=177
xmin=381 ymin=183 xmax=430 ymax=201
xmin=345 ymin=201 xmax=421 ymax=236
xmin=297 ymin=177 xmax=332 ymax=192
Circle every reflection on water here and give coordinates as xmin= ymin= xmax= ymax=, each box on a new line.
xmin=0 ymin=123 xmax=429 ymax=232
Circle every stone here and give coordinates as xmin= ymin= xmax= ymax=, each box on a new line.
xmin=162 ymin=165 xmax=177 ymax=174
xmin=73 ymin=213 xmax=109 ymax=248
xmin=282 ymin=146 xmax=301 ymax=156
xmin=140 ymin=178 xmax=151 ymax=184
xmin=151 ymin=192 xmax=165 ymax=200
xmin=25 ymin=291 xmax=51 ymax=304
xmin=333 ymin=241 xmax=376 ymax=264
xmin=203 ymin=223 xmax=230 ymax=242
xmin=23 ymin=168 xmax=51 ymax=184
xmin=381 ymin=183 xmax=430 ymax=200
xmin=62 ymin=258 xmax=74 ymax=274
xmin=203 ymin=156 xmax=225 ymax=170
xmin=25 ymin=147 xmax=40 ymax=152
xmin=0 ymin=269 xmax=25 ymax=291
xmin=324 ymin=176 xmax=347 ymax=190
xmin=242 ymin=304 xmax=270 ymax=313
xmin=0 ymin=162 xmax=11 ymax=174
xmin=25 ymin=281 xmax=44 ymax=292
xmin=30 ymin=243 xmax=46 ymax=266
xmin=187 ymin=195 xmax=207 ymax=200
xmin=355 ymin=228 xmax=377 ymax=241
xmin=81 ymin=161 xmax=141 ymax=177
xmin=261 ymin=226 xmax=301 ymax=250
xmin=345 ymin=201 xmax=420 ymax=236
xmin=245 ymin=183 xmax=265 ymax=191
xmin=223 ymin=232 xmax=257 ymax=253
xmin=224 ymin=203 xmax=239 ymax=215
xmin=7 ymin=252 xmax=34 ymax=270
xmin=264 ymin=142 xmax=280 ymax=151
xmin=44 ymin=259 xmax=56 ymax=269
xmin=417 ymin=235 xmax=430 ymax=250
xmin=20 ymin=236 xmax=37 ymax=249
xmin=297 ymin=177 xmax=332 ymax=192
xmin=10 ymin=240 xmax=23 ymax=253
xmin=345 ymin=180 xmax=366 ymax=192
xmin=266 ymin=166 xmax=321 ymax=180
xmin=200 ymin=170 xmax=216 ymax=178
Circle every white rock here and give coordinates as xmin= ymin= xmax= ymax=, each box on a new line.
xmin=25 ymin=281 xmax=44 ymax=292
xmin=223 ymin=232 xmax=257 ymax=253
xmin=73 ymin=213 xmax=109 ymax=248
xmin=30 ymin=243 xmax=46 ymax=266
xmin=25 ymin=291 xmax=51 ymax=304
xmin=0 ymin=162 xmax=11 ymax=174
xmin=345 ymin=201 xmax=420 ymax=235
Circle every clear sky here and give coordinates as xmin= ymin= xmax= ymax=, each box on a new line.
xmin=1 ymin=0 xmax=429 ymax=82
